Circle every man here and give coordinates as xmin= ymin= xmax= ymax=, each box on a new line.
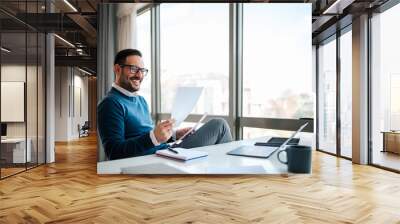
xmin=98 ymin=49 xmax=232 ymax=160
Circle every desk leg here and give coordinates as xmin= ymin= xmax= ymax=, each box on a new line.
xmin=382 ymin=133 xmax=386 ymax=153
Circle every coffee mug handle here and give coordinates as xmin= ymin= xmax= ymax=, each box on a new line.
xmin=277 ymin=149 xmax=288 ymax=165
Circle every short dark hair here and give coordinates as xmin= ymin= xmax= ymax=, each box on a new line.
xmin=114 ymin=49 xmax=142 ymax=65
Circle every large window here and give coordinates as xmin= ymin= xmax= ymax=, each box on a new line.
xmin=315 ymin=26 xmax=353 ymax=159
xmin=371 ymin=3 xmax=400 ymax=171
xmin=132 ymin=3 xmax=314 ymax=144
xmin=242 ymin=4 xmax=313 ymax=119
xmin=136 ymin=10 xmax=152 ymax=111
xmin=160 ymin=4 xmax=229 ymax=115
xmin=243 ymin=128 xmax=293 ymax=139
xmin=317 ymin=37 xmax=337 ymax=154
xmin=339 ymin=29 xmax=352 ymax=158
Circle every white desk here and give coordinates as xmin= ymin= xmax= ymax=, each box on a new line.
xmin=97 ymin=136 xmax=312 ymax=175
xmin=1 ymin=138 xmax=31 ymax=163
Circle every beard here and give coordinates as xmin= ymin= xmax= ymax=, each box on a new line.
xmin=119 ymin=73 xmax=143 ymax=93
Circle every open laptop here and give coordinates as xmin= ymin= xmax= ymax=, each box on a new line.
xmin=227 ymin=122 xmax=308 ymax=159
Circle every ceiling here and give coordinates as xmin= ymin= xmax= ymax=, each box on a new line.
xmin=0 ymin=0 xmax=393 ymax=75
xmin=0 ymin=0 xmax=99 ymax=74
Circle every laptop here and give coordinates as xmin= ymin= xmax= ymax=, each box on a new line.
xmin=227 ymin=123 xmax=308 ymax=159
xmin=254 ymin=137 xmax=300 ymax=147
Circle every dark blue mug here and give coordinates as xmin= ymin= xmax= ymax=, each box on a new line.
xmin=277 ymin=145 xmax=312 ymax=173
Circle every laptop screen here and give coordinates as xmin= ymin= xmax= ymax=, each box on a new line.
xmin=277 ymin=122 xmax=308 ymax=150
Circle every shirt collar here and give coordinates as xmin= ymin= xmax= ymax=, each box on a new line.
xmin=112 ymin=83 xmax=138 ymax=97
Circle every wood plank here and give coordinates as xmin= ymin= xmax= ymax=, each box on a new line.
xmin=1 ymin=134 xmax=400 ymax=223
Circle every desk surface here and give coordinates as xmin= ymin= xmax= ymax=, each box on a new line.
xmin=381 ymin=131 xmax=400 ymax=134
xmin=97 ymin=136 xmax=312 ymax=175
xmin=1 ymin=138 xmax=27 ymax=143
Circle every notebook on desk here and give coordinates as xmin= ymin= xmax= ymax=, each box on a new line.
xmin=156 ymin=148 xmax=208 ymax=161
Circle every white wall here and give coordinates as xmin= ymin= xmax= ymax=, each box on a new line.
xmin=55 ymin=67 xmax=89 ymax=141
xmin=71 ymin=73 xmax=89 ymax=138
xmin=1 ymin=65 xmax=26 ymax=135
xmin=55 ymin=66 xmax=69 ymax=141
xmin=1 ymin=65 xmax=39 ymax=138
xmin=1 ymin=64 xmax=46 ymax=163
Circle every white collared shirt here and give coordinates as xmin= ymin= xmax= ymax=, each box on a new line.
xmin=112 ymin=83 xmax=138 ymax=97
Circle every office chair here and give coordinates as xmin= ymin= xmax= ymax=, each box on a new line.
xmin=78 ymin=121 xmax=90 ymax=138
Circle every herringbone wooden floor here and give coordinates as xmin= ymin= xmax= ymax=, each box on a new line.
xmin=1 ymin=135 xmax=400 ymax=224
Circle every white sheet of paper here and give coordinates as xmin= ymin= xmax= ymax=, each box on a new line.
xmin=171 ymin=87 xmax=203 ymax=128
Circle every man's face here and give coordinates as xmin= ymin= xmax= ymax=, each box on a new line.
xmin=114 ymin=55 xmax=145 ymax=92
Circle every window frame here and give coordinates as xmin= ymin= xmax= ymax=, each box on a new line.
xmin=136 ymin=8 xmax=153 ymax=112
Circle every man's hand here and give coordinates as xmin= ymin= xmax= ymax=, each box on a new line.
xmin=154 ymin=119 xmax=175 ymax=143
xmin=176 ymin=127 xmax=193 ymax=140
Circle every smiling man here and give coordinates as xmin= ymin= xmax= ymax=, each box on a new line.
xmin=97 ymin=49 xmax=232 ymax=160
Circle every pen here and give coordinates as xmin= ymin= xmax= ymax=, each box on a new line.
xmin=168 ymin=147 xmax=178 ymax=154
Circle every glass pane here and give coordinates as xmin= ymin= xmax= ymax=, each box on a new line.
xmin=136 ymin=10 xmax=152 ymax=111
xmin=243 ymin=4 xmax=313 ymax=119
xmin=243 ymin=127 xmax=293 ymax=140
xmin=371 ymin=4 xmax=400 ymax=171
xmin=340 ymin=29 xmax=352 ymax=158
xmin=26 ymin=0 xmax=40 ymax=167
xmin=318 ymin=37 xmax=337 ymax=154
xmin=160 ymin=4 xmax=229 ymax=115
xmin=391 ymin=75 xmax=400 ymax=125
xmin=1 ymin=30 xmax=28 ymax=177
xmin=27 ymin=31 xmax=38 ymax=168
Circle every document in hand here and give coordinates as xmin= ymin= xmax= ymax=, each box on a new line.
xmin=156 ymin=148 xmax=208 ymax=161
xmin=171 ymin=113 xmax=207 ymax=146
xmin=171 ymin=87 xmax=203 ymax=128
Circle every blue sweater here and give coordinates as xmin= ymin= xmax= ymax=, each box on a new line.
xmin=97 ymin=88 xmax=167 ymax=160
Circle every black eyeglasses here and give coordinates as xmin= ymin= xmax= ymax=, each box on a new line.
xmin=119 ymin=64 xmax=149 ymax=76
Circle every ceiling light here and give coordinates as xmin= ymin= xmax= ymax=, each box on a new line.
xmin=322 ymin=0 xmax=354 ymax=15
xmin=1 ymin=47 xmax=11 ymax=53
xmin=78 ymin=67 xmax=92 ymax=76
xmin=54 ymin=34 xmax=75 ymax=48
xmin=63 ymin=0 xmax=78 ymax=12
